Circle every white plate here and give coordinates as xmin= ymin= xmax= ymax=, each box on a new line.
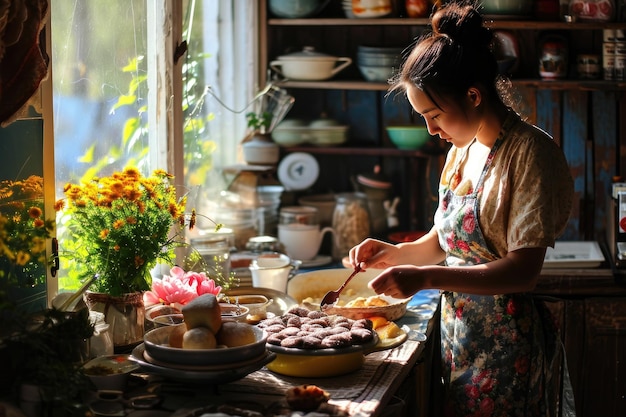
xmin=543 ymin=241 xmax=605 ymax=268
xmin=277 ymin=152 xmax=319 ymax=191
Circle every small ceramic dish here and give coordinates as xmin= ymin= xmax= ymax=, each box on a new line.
xmin=82 ymin=354 xmax=139 ymax=391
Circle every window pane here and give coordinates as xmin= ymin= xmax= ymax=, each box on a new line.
xmin=51 ymin=1 xmax=149 ymax=290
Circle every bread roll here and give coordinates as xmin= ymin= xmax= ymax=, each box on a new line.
xmin=181 ymin=293 xmax=222 ymax=333
xmin=168 ymin=323 xmax=187 ymax=348
xmin=216 ymin=321 xmax=256 ymax=347
xmin=182 ymin=327 xmax=217 ymax=349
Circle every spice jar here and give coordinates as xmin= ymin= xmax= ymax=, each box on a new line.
xmin=331 ymin=192 xmax=371 ymax=260
xmin=539 ymin=34 xmax=569 ymax=79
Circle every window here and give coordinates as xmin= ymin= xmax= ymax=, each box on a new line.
xmin=51 ymin=0 xmax=258 ymax=292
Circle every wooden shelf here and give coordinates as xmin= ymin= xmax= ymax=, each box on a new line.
xmin=274 ymin=79 xmax=626 ymax=91
xmin=281 ymin=146 xmax=432 ymax=158
xmin=268 ymin=17 xmax=626 ymax=30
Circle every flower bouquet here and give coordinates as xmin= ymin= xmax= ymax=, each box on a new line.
xmin=0 ymin=175 xmax=55 ymax=290
xmin=57 ymin=167 xmax=191 ymax=296
xmin=143 ymin=265 xmax=222 ymax=308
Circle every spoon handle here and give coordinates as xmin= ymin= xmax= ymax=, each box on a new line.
xmin=337 ymin=265 xmax=362 ymax=294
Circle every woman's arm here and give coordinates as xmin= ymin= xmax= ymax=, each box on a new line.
xmin=349 ymin=227 xmax=446 ymax=271
xmin=367 ymin=246 xmax=546 ymax=299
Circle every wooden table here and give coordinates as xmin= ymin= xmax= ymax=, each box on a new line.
xmin=120 ymin=291 xmax=441 ymax=417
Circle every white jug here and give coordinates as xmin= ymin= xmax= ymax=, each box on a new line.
xmin=249 ymin=253 xmax=300 ymax=293
xmin=278 ymin=205 xmax=335 ymax=261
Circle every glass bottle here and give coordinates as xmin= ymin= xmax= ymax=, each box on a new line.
xmin=331 ymin=192 xmax=371 ymax=260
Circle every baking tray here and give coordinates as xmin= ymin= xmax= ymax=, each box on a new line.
xmin=543 ymin=241 xmax=605 ymax=268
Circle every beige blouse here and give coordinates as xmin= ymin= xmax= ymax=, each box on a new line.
xmin=436 ymin=111 xmax=574 ymax=259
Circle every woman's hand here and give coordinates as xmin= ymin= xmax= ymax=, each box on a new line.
xmin=348 ymin=238 xmax=398 ymax=271
xmin=368 ymin=265 xmax=426 ymax=299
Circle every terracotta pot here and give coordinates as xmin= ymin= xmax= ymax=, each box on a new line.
xmin=84 ymin=291 xmax=145 ymax=350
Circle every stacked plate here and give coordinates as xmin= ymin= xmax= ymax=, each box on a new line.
xmin=130 ymin=325 xmax=274 ymax=383
xmin=357 ymin=45 xmax=403 ymax=82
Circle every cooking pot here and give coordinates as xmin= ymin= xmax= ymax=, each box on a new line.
xmin=270 ymin=47 xmax=352 ymax=81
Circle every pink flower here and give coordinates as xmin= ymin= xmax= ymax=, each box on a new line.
xmin=143 ymin=266 xmax=222 ymax=307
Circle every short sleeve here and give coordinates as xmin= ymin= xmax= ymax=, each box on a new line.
xmin=479 ymin=119 xmax=574 ymax=257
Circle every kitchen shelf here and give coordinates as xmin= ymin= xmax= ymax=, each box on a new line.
xmin=275 ymin=79 xmax=626 ymax=91
xmin=268 ymin=17 xmax=626 ymax=30
xmin=280 ymin=146 xmax=433 ymax=157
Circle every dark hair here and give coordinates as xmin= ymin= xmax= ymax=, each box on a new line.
xmin=390 ymin=2 xmax=501 ymax=109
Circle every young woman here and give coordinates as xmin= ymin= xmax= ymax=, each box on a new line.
xmin=348 ymin=2 xmax=575 ymax=416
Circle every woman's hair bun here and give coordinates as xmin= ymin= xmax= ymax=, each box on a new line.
xmin=431 ymin=3 xmax=492 ymax=50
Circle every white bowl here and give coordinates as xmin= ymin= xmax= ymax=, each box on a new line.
xmin=82 ymin=354 xmax=139 ymax=391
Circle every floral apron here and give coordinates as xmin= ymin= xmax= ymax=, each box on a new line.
xmin=436 ymin=137 xmax=562 ymax=417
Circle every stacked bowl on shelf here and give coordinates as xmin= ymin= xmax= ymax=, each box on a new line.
xmin=271 ymin=118 xmax=349 ymax=147
xmin=357 ymin=45 xmax=404 ymax=82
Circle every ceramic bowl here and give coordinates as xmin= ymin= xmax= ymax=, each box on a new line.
xmin=308 ymin=126 xmax=349 ymax=146
xmin=386 ymin=126 xmax=431 ymax=150
xmin=269 ymin=0 xmax=331 ymax=18
xmin=271 ymin=127 xmax=308 ymax=147
xmin=143 ymin=324 xmax=267 ymax=366
xmin=479 ymin=0 xmax=533 ymax=15
xmin=82 ymin=354 xmax=139 ymax=391
xmin=358 ymin=65 xmax=395 ymax=82
xmin=287 ymin=268 xmax=411 ymax=321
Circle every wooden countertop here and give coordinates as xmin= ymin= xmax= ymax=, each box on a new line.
xmin=536 ymin=267 xmax=626 ymax=296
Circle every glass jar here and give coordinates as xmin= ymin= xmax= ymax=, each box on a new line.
xmin=331 ymin=192 xmax=371 ymax=260
xmin=190 ymin=236 xmax=231 ymax=279
xmin=539 ymin=34 xmax=568 ymax=79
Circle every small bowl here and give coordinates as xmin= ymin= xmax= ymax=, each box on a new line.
xmin=152 ymin=313 xmax=185 ymax=327
xmin=82 ymin=354 xmax=139 ymax=391
xmin=386 ymin=126 xmax=431 ymax=150
xmin=219 ymin=303 xmax=250 ymax=321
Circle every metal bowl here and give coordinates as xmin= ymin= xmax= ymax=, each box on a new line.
xmin=143 ymin=324 xmax=267 ymax=366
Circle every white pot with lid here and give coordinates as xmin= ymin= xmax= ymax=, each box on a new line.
xmin=270 ymin=46 xmax=352 ymax=81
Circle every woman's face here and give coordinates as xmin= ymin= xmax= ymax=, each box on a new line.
xmin=406 ymin=85 xmax=480 ymax=149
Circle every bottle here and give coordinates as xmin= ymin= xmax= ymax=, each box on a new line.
xmin=332 ymin=193 xmax=371 ymax=260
